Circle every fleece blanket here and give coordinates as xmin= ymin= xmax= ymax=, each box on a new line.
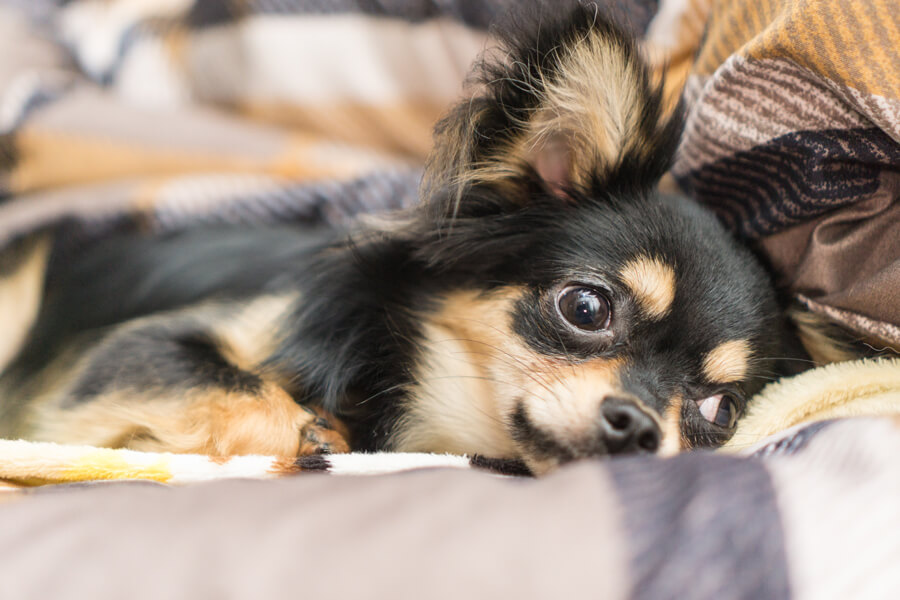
xmin=0 ymin=0 xmax=898 ymax=509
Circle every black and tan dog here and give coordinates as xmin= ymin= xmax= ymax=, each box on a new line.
xmin=0 ymin=6 xmax=791 ymax=474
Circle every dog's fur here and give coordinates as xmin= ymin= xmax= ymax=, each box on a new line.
xmin=0 ymin=6 xmax=793 ymax=473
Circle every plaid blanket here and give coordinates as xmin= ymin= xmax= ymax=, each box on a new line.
xmin=0 ymin=1 xmax=900 ymax=595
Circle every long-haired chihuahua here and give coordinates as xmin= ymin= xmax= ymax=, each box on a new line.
xmin=0 ymin=4 xmax=790 ymax=474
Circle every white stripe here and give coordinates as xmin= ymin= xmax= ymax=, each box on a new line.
xmin=166 ymin=454 xmax=281 ymax=483
xmin=59 ymin=0 xmax=193 ymax=79
xmin=64 ymin=12 xmax=488 ymax=108
xmin=645 ymin=0 xmax=709 ymax=51
xmin=324 ymin=452 xmax=472 ymax=475
xmin=120 ymin=14 xmax=488 ymax=107
xmin=0 ymin=71 xmax=74 ymax=133
xmin=766 ymin=418 xmax=900 ymax=600
xmin=115 ymin=36 xmax=190 ymax=108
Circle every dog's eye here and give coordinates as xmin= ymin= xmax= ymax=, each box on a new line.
xmin=696 ymin=394 xmax=741 ymax=428
xmin=557 ymin=286 xmax=611 ymax=331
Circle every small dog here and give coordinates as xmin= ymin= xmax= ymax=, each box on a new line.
xmin=0 ymin=6 xmax=791 ymax=474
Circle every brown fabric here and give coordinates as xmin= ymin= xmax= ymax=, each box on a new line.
xmin=0 ymin=463 xmax=629 ymax=600
xmin=760 ymin=171 xmax=900 ymax=346
xmin=646 ymin=0 xmax=900 ymax=342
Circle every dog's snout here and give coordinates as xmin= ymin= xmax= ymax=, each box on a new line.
xmin=600 ymin=396 xmax=660 ymax=454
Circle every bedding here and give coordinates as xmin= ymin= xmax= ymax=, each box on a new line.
xmin=2 ymin=417 xmax=900 ymax=599
xmin=0 ymin=0 xmax=899 ymax=597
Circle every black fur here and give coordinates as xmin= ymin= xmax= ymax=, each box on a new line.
xmin=511 ymin=402 xmax=578 ymax=462
xmin=425 ymin=2 xmax=682 ymax=215
xmin=68 ymin=325 xmax=264 ymax=403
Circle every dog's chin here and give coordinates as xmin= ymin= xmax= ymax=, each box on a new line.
xmin=520 ymin=455 xmax=566 ymax=476
xmin=515 ymin=445 xmax=605 ymax=476
xmin=517 ymin=438 xmax=664 ymax=476
xmin=519 ymin=451 xmax=616 ymax=476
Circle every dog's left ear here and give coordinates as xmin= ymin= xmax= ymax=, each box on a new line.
xmin=424 ymin=6 xmax=681 ymax=211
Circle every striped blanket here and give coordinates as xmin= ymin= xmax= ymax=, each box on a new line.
xmin=2 ymin=415 xmax=900 ymax=600
xmin=0 ymin=1 xmax=899 ymax=597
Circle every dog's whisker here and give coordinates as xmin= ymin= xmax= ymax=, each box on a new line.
xmin=755 ymin=356 xmax=819 ymax=364
xmin=414 ymin=373 xmax=556 ymax=409
xmin=437 ymin=341 xmax=562 ymax=400
xmin=393 ymin=332 xmax=563 ymax=401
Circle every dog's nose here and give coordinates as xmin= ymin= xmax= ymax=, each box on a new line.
xmin=599 ymin=396 xmax=660 ymax=454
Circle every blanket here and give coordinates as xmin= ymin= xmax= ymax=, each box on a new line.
xmin=1 ymin=416 xmax=899 ymax=600
xmin=0 ymin=0 xmax=898 ymax=508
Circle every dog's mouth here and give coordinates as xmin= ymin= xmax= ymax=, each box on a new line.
xmin=508 ymin=397 xmax=663 ymax=474
xmin=509 ymin=402 xmax=578 ymax=469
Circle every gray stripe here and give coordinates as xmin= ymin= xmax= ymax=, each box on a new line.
xmin=150 ymin=168 xmax=422 ymax=232
xmin=609 ymin=452 xmax=790 ymax=600
xmin=187 ymin=0 xmax=525 ymax=29
xmin=0 ymin=133 xmax=15 ymax=200
xmin=751 ymin=421 xmax=833 ymax=458
xmin=42 ymin=169 xmax=422 ymax=264
xmin=187 ymin=0 xmax=659 ymax=33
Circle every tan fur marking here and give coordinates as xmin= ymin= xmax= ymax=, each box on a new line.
xmin=0 ymin=236 xmax=50 ymax=373
xmin=399 ymin=287 xmax=647 ymax=471
xmin=526 ymin=357 xmax=629 ymax=443
xmin=523 ymin=31 xmax=645 ymax=184
xmin=658 ymin=395 xmax=684 ymax=456
xmin=619 ymin=255 xmax=676 ymax=319
xmin=396 ymin=287 xmax=529 ymax=457
xmin=703 ymin=340 xmax=752 ymax=383
xmin=789 ymin=308 xmax=861 ymax=365
xmin=25 ymin=382 xmax=348 ymax=457
xmin=426 ymin=25 xmax=659 ymax=204
xmin=214 ymin=294 xmax=297 ymax=375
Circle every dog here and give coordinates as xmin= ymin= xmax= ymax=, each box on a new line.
xmin=0 ymin=5 xmax=793 ymax=474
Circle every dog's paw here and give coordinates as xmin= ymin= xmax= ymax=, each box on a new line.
xmin=297 ymin=405 xmax=351 ymax=456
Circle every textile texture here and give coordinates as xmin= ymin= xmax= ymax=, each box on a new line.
xmin=1 ymin=418 xmax=900 ymax=600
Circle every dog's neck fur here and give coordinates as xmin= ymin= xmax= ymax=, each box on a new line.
xmin=268 ymin=203 xmax=550 ymax=451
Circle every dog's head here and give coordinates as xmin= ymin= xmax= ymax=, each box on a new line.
xmin=386 ymin=6 xmax=785 ymax=472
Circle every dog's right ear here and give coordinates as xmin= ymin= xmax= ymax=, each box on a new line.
xmin=423 ymin=5 xmax=681 ymax=217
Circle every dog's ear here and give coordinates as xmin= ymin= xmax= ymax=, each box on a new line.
xmin=424 ymin=5 xmax=681 ymax=213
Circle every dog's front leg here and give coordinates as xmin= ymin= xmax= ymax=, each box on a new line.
xmin=23 ymin=319 xmax=350 ymax=457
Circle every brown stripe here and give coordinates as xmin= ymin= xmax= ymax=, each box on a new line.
xmin=694 ymin=0 xmax=900 ymax=100
xmin=836 ymin=0 xmax=899 ymax=96
xmin=798 ymin=296 xmax=900 ymax=350
xmin=0 ymin=133 xmax=17 ymax=188
xmin=9 ymin=128 xmax=397 ymax=194
xmin=727 ymin=62 xmax=861 ymax=129
xmin=859 ymin=1 xmax=900 ymax=85
xmin=875 ymin=0 xmax=900 ymax=62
